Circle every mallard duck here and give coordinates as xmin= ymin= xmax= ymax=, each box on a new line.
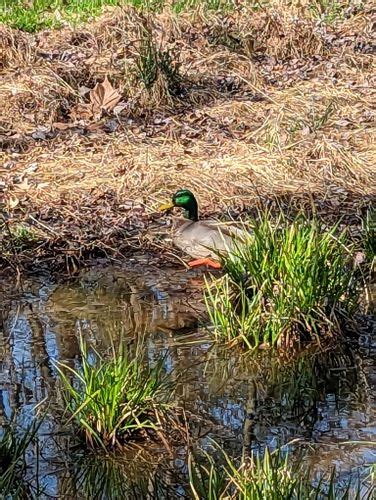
xmin=159 ymin=189 xmax=245 ymax=269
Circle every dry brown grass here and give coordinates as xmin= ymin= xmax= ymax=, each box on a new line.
xmin=0 ymin=3 xmax=375 ymax=271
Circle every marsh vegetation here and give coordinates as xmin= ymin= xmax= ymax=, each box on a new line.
xmin=1 ymin=0 xmax=374 ymax=269
xmin=0 ymin=0 xmax=375 ymax=497
xmin=205 ymin=212 xmax=362 ymax=348
xmin=0 ymin=418 xmax=41 ymax=497
xmin=0 ymin=264 xmax=374 ymax=497
xmin=56 ymin=335 xmax=175 ymax=450
xmin=189 ymin=445 xmax=375 ymax=499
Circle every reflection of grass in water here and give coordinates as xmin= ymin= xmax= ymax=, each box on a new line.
xmin=206 ymin=212 xmax=360 ymax=348
xmin=204 ymin=342 xmax=360 ymax=431
xmin=62 ymin=445 xmax=187 ymax=499
xmin=56 ymin=335 xmax=175 ymax=450
xmin=69 ymin=453 xmax=154 ymax=499
xmin=263 ymin=346 xmax=360 ymax=425
xmin=189 ymin=444 xmax=374 ymax=500
xmin=0 ymin=417 xmax=40 ymax=497
xmin=77 ymin=455 xmax=133 ymax=499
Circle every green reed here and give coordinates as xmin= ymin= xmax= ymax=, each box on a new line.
xmin=0 ymin=418 xmax=40 ymax=497
xmin=189 ymin=444 xmax=374 ymax=500
xmin=205 ymin=212 xmax=360 ymax=348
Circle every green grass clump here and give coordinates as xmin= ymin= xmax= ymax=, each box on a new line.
xmin=309 ymin=0 xmax=348 ymax=24
xmin=56 ymin=337 xmax=173 ymax=450
xmin=0 ymin=419 xmax=40 ymax=497
xmin=190 ymin=447 xmax=305 ymax=499
xmin=136 ymin=22 xmax=183 ymax=96
xmin=172 ymin=0 xmax=236 ymax=14
xmin=0 ymin=0 xmax=235 ymax=32
xmin=9 ymin=224 xmax=37 ymax=251
xmin=189 ymin=445 xmax=374 ymax=499
xmin=0 ymin=0 xmax=122 ymax=32
xmin=205 ymin=212 xmax=359 ymax=348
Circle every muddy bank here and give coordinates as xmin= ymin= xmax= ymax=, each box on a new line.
xmin=1 ymin=194 xmax=374 ymax=276
xmin=1 ymin=4 xmax=375 ymax=272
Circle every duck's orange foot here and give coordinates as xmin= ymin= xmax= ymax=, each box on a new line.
xmin=188 ymin=258 xmax=221 ymax=269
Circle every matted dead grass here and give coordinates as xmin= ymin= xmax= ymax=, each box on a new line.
xmin=0 ymin=3 xmax=375 ymax=272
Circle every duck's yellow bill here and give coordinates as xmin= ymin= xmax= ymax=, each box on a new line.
xmin=159 ymin=202 xmax=174 ymax=211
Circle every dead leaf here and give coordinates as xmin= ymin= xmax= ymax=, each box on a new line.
xmin=68 ymin=77 xmax=122 ymax=124
xmin=8 ymin=196 xmax=20 ymax=209
xmin=31 ymin=130 xmax=46 ymax=140
xmin=36 ymin=183 xmax=50 ymax=189
xmin=17 ymin=179 xmax=29 ymax=190
xmin=26 ymin=163 xmax=38 ymax=173
xmin=104 ymin=119 xmax=118 ymax=133
xmin=90 ymin=76 xmax=121 ymax=114
xmin=85 ymin=122 xmax=103 ymax=132
xmin=354 ymin=251 xmax=366 ymax=265
xmin=336 ymin=119 xmax=351 ymax=127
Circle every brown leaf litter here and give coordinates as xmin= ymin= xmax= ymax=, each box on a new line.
xmin=68 ymin=75 xmax=122 ymax=124
xmin=0 ymin=3 xmax=375 ymax=272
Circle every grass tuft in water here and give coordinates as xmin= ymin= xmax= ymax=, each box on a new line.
xmin=189 ymin=444 xmax=374 ymax=500
xmin=205 ymin=212 xmax=360 ymax=348
xmin=190 ymin=447 xmax=305 ymax=499
xmin=0 ymin=418 xmax=40 ymax=497
xmin=56 ymin=336 xmax=174 ymax=450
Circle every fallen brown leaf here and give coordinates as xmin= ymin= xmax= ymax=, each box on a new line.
xmin=17 ymin=179 xmax=29 ymax=191
xmin=90 ymin=76 xmax=121 ymax=115
xmin=67 ymin=77 xmax=122 ymax=124
xmin=8 ymin=196 xmax=20 ymax=209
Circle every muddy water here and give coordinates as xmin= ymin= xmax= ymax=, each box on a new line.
xmin=1 ymin=264 xmax=375 ymax=498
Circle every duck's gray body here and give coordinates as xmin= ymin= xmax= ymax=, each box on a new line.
xmin=171 ymin=218 xmax=246 ymax=260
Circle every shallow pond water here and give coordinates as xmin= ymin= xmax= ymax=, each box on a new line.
xmin=1 ymin=264 xmax=375 ymax=498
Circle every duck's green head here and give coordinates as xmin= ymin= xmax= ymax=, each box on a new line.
xmin=159 ymin=189 xmax=199 ymax=221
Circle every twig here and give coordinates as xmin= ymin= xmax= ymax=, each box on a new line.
xmin=28 ymin=215 xmax=60 ymax=236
